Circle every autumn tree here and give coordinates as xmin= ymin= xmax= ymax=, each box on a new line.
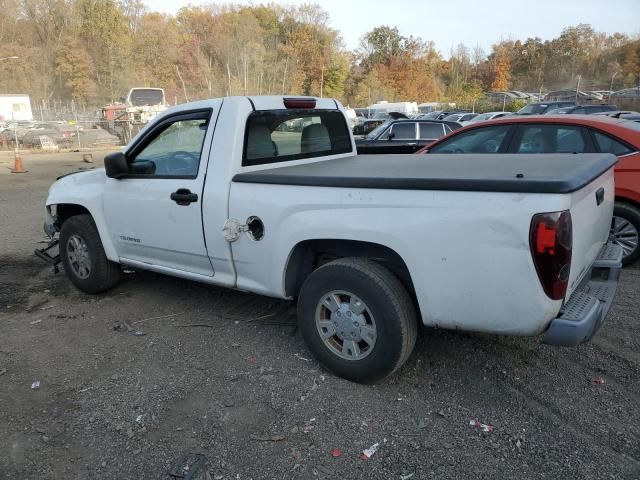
xmin=55 ymin=37 xmax=96 ymax=102
xmin=490 ymin=51 xmax=511 ymax=91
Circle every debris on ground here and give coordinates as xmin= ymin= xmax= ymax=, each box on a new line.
xmin=592 ymin=377 xmax=606 ymax=385
xmin=469 ymin=419 xmax=494 ymax=433
xmin=113 ymin=321 xmax=147 ymax=336
xmin=31 ymin=381 xmax=41 ymax=390
xmin=330 ymin=448 xmax=343 ymax=457
xmin=303 ymin=418 xmax=316 ymax=433
xmin=0 ymin=369 xmax=6 ymax=376
xmin=29 ymin=319 xmax=42 ymax=325
xmin=167 ymin=452 xmax=208 ymax=479
xmin=294 ymin=353 xmax=312 ymax=362
xmin=400 ymin=474 xmax=415 ymax=480
xmin=135 ymin=414 xmax=144 ymax=425
xmin=359 ymin=438 xmax=386 ymax=460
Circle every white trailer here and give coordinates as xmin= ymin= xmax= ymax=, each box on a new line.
xmin=366 ymin=101 xmax=418 ymax=115
xmin=0 ymin=94 xmax=33 ymax=121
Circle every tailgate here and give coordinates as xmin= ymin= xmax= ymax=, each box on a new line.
xmin=566 ymin=168 xmax=615 ymax=297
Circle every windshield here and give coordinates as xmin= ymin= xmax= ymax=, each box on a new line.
xmin=128 ymin=89 xmax=165 ymax=106
xmin=366 ymin=120 xmax=392 ymax=139
xmin=470 ymin=113 xmax=491 ymax=122
xmin=517 ymin=104 xmax=549 ymax=114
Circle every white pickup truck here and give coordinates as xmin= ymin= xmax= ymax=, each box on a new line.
xmin=37 ymin=96 xmax=623 ymax=383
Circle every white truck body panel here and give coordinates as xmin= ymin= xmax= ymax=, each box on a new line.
xmin=228 ymin=181 xmax=612 ymax=335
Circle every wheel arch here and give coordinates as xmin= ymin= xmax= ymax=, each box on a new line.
xmin=615 ymin=195 xmax=640 ymax=210
xmin=54 ymin=203 xmax=92 ymax=228
xmin=283 ymin=239 xmax=418 ymax=309
xmin=50 ymin=202 xmax=118 ymax=262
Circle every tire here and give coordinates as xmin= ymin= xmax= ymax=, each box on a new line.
xmin=611 ymin=202 xmax=640 ymax=266
xmin=297 ymin=257 xmax=418 ymax=383
xmin=59 ymin=214 xmax=121 ymax=293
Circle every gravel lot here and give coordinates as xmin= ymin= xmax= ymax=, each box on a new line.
xmin=1 ymin=150 xmax=639 ymax=479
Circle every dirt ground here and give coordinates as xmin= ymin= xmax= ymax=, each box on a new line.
xmin=1 ymin=150 xmax=639 ymax=480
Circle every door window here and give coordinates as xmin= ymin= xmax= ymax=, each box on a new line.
xmin=592 ymin=131 xmax=634 ymax=155
xmin=389 ymin=122 xmax=416 ymax=140
xmin=419 ymin=123 xmax=445 ymax=140
xmin=515 ymin=125 xmax=587 ymax=153
xmin=428 ymin=125 xmax=511 ymax=153
xmin=131 ymin=117 xmax=209 ymax=177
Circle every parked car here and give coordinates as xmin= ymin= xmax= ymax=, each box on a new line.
xmin=352 ymin=118 xmax=386 ymax=135
xmin=468 ymin=111 xmax=511 ymax=123
xmin=515 ymin=101 xmax=576 ymax=115
xmin=419 ymin=110 xmax=467 ymax=120
xmin=593 ymin=111 xmax=640 ymax=120
xmin=546 ymin=105 xmax=618 ymax=115
xmin=355 ymin=119 xmax=461 ymax=154
xmin=442 ymin=113 xmax=478 ymax=125
xmin=21 ymin=128 xmax=73 ymax=149
xmin=418 ymin=115 xmax=640 ymax=265
xmin=37 ymin=96 xmax=621 ymax=383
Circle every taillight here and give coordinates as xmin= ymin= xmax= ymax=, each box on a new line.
xmin=529 ymin=211 xmax=572 ymax=300
xmin=283 ymin=97 xmax=316 ymax=109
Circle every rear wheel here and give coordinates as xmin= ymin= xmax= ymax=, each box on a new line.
xmin=59 ymin=214 xmax=121 ymax=293
xmin=610 ymin=203 xmax=640 ymax=266
xmin=297 ymin=257 xmax=417 ymax=383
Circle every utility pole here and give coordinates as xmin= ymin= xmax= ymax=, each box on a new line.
xmin=175 ymin=65 xmax=189 ymax=102
xmin=609 ymin=71 xmax=618 ymax=97
xmin=320 ymin=66 xmax=324 ymax=98
xmin=575 ymin=75 xmax=581 ymax=103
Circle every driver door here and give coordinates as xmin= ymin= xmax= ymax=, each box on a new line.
xmin=103 ymin=109 xmax=216 ymax=276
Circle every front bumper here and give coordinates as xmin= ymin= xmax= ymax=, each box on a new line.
xmin=543 ymin=242 xmax=622 ymax=347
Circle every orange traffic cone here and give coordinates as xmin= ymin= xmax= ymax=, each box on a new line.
xmin=11 ymin=151 xmax=27 ymax=173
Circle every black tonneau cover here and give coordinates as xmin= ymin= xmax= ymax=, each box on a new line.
xmin=233 ymin=154 xmax=618 ymax=194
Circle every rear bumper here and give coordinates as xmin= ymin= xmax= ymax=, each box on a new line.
xmin=543 ymin=242 xmax=622 ymax=347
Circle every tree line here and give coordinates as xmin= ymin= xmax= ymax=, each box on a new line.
xmin=0 ymin=0 xmax=638 ymax=111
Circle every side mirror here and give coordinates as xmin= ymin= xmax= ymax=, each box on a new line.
xmin=104 ymin=151 xmax=129 ymax=179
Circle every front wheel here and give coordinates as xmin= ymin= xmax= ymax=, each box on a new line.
xmin=59 ymin=214 xmax=121 ymax=293
xmin=610 ymin=203 xmax=640 ymax=266
xmin=297 ymin=258 xmax=417 ymax=383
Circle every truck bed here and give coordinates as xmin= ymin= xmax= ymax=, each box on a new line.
xmin=233 ymin=153 xmax=618 ymax=194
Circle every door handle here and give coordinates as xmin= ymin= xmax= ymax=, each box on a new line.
xmin=407 ymin=143 xmax=417 ymax=146
xmin=170 ymin=188 xmax=198 ymax=206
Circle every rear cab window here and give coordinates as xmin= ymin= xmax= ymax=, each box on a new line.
xmin=243 ymin=109 xmax=352 ymax=166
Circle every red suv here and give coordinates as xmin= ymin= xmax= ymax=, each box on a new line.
xmin=419 ymin=115 xmax=640 ymax=265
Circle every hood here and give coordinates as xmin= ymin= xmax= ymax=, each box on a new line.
xmin=48 ymin=167 xmax=107 ymax=202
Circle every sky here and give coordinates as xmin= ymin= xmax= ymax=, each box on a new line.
xmin=144 ymin=0 xmax=640 ymax=56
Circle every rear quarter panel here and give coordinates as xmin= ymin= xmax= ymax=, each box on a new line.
xmin=228 ymin=183 xmax=568 ymax=336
